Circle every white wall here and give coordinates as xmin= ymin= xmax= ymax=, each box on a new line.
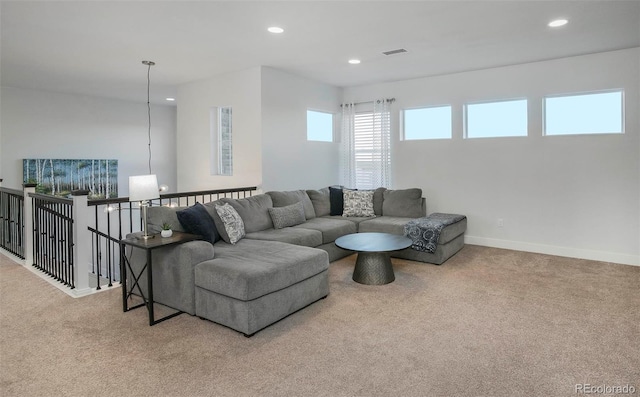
xmin=176 ymin=68 xmax=262 ymax=192
xmin=0 ymin=86 xmax=177 ymax=195
xmin=261 ymin=67 xmax=342 ymax=191
xmin=344 ymin=48 xmax=639 ymax=265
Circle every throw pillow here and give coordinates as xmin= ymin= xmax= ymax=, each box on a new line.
xmin=176 ymin=203 xmax=220 ymax=244
xmin=268 ymin=201 xmax=306 ymax=229
xmin=266 ymin=190 xmax=316 ymax=220
xmin=214 ymin=203 xmax=246 ymax=244
xmin=342 ymin=189 xmax=375 ymax=217
xmin=329 ymin=186 xmax=344 ymax=216
xmin=382 ymin=188 xmax=424 ymax=218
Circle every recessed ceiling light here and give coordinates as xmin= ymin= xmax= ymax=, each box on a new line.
xmin=348 ymin=59 xmax=361 ymax=65
xmin=268 ymin=27 xmax=284 ymax=34
xmin=548 ymin=19 xmax=568 ymax=28
xmin=166 ymin=97 xmax=175 ymax=102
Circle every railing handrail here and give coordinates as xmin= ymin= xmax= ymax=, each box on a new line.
xmin=0 ymin=187 xmax=25 ymax=196
xmin=29 ymin=192 xmax=74 ymax=204
xmin=88 ymin=186 xmax=258 ymax=206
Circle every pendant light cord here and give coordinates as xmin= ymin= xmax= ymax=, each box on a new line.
xmin=146 ymin=62 xmax=152 ymax=174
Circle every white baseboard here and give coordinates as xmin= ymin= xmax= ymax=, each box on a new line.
xmin=0 ymin=248 xmax=120 ymax=298
xmin=464 ymin=235 xmax=639 ymax=266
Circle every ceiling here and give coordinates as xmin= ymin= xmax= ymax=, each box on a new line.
xmin=2 ymin=1 xmax=639 ymax=105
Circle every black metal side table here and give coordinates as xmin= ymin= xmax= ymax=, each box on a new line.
xmin=119 ymin=231 xmax=201 ymax=326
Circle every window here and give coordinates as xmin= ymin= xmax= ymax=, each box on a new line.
xmin=210 ymin=106 xmax=232 ymax=176
xmin=402 ymin=105 xmax=452 ymax=140
xmin=544 ymin=90 xmax=623 ymax=135
xmin=465 ymin=99 xmax=528 ymax=138
xmin=307 ymin=110 xmax=334 ymax=142
xmin=353 ymin=109 xmax=391 ymax=189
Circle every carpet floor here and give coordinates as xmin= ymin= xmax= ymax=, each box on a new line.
xmin=1 ymin=245 xmax=638 ymax=397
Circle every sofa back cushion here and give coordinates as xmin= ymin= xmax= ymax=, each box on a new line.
xmin=382 ymin=188 xmax=425 ymax=218
xmin=306 ymin=188 xmax=331 ymax=217
xmin=218 ymin=194 xmax=274 ymax=233
xmin=266 ymin=190 xmax=316 ymax=219
xmin=372 ymin=187 xmax=386 ymax=216
xmin=147 ymin=206 xmax=187 ymax=234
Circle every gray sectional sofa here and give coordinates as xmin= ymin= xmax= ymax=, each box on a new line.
xmin=127 ymin=187 xmax=466 ymax=336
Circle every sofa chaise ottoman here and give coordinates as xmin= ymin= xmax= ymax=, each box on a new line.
xmin=194 ymin=239 xmax=329 ymax=336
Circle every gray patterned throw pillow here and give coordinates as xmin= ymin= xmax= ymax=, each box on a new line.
xmin=214 ymin=203 xmax=245 ymax=244
xmin=342 ymin=189 xmax=375 ymax=217
xmin=268 ymin=201 xmax=306 ymax=229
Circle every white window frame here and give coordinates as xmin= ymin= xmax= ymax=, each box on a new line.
xmin=401 ymin=105 xmax=453 ymax=140
xmin=464 ymin=98 xmax=528 ymax=139
xmin=543 ymin=89 xmax=624 ymax=136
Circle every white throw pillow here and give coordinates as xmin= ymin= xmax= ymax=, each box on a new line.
xmin=215 ymin=203 xmax=245 ymax=244
xmin=342 ymin=189 xmax=375 ymax=217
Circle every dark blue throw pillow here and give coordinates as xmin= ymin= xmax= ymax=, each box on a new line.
xmin=329 ymin=187 xmax=344 ymax=216
xmin=176 ymin=202 xmax=220 ymax=244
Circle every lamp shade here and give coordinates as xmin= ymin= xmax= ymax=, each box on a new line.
xmin=129 ymin=174 xmax=160 ymax=202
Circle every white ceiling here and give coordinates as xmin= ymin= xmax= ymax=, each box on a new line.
xmin=2 ymin=1 xmax=639 ymax=105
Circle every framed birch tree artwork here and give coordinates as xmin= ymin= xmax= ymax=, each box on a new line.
xmin=23 ymin=159 xmax=118 ymax=199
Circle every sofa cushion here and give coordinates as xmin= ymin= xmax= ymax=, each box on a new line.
xmin=268 ymin=201 xmax=306 ymax=229
xmin=294 ymin=217 xmax=357 ymax=244
xmin=322 ymin=215 xmax=374 ymax=226
xmin=358 ymin=216 xmax=412 ymax=235
xmin=343 ymin=189 xmax=375 ymax=217
xmin=146 ymin=206 xmax=187 ymax=234
xmin=196 ymin=239 xmax=328 ymax=301
xmin=219 ymin=194 xmax=273 ymax=233
xmin=373 ymin=187 xmax=386 ymax=216
xmin=214 ymin=203 xmax=246 ymax=244
xmin=267 ymin=190 xmax=316 ymax=219
xmin=329 ymin=186 xmax=343 ymax=216
xmin=382 ymin=188 xmax=424 ymax=218
xmin=244 ymin=227 xmax=322 ymax=248
xmin=175 ymin=203 xmax=220 ymax=244
xmin=306 ymin=188 xmax=331 ymax=217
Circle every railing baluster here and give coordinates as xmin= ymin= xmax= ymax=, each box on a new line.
xmin=3 ymin=186 xmax=256 ymax=292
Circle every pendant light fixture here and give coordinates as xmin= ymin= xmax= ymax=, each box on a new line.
xmin=129 ymin=60 xmax=160 ymax=239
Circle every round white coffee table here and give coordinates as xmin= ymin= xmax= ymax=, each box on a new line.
xmin=335 ymin=232 xmax=412 ymax=285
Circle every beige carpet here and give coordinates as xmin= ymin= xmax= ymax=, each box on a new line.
xmin=1 ymin=245 xmax=638 ymax=397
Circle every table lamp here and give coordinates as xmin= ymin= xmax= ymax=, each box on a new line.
xmin=129 ymin=174 xmax=160 ymax=239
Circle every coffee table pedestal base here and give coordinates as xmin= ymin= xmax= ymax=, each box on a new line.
xmin=352 ymin=252 xmax=395 ymax=285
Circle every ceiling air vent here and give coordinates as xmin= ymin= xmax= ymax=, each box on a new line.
xmin=382 ymin=48 xmax=408 ymax=56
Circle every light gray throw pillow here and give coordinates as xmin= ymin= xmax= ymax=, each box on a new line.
xmin=268 ymin=201 xmax=307 ymax=229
